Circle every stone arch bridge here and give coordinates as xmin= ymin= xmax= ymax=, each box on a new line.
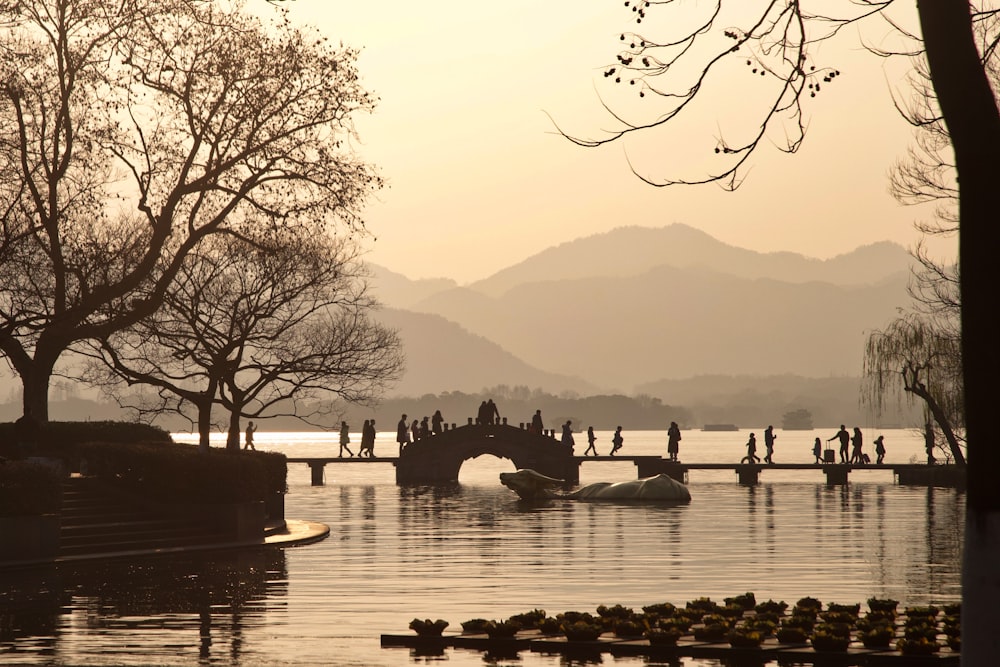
xmin=395 ymin=423 xmax=578 ymax=484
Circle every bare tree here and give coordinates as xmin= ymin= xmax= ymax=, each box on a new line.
xmin=568 ymin=2 xmax=1000 ymax=660
xmin=0 ymin=0 xmax=380 ymax=422
xmin=83 ymin=231 xmax=403 ymax=451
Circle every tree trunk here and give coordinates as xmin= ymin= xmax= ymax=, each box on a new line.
xmin=917 ymin=2 xmax=1000 ymax=664
xmin=19 ymin=357 xmax=56 ymax=424
xmin=197 ymin=398 xmax=213 ymax=453
xmin=226 ymin=407 xmax=242 ymax=452
xmin=907 ymin=384 xmax=966 ymax=465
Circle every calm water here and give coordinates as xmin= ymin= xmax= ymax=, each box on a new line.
xmin=1 ymin=428 xmax=964 ymax=666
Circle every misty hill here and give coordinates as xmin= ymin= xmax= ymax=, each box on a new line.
xmin=414 ymin=265 xmax=911 ymax=390
xmin=374 ymin=308 xmax=597 ymax=397
xmin=367 ymin=264 xmax=458 ymax=309
xmin=461 ymin=224 xmax=913 ymax=298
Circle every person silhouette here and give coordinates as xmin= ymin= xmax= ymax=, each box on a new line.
xmin=924 ymin=423 xmax=937 ymax=464
xmin=397 ymin=414 xmax=410 ymax=455
xmin=850 ymin=427 xmax=864 ymax=464
xmin=812 ymin=437 xmax=823 ymax=464
xmin=561 ymin=420 xmax=575 ymax=450
xmin=584 ymin=426 xmax=598 ymax=456
xmin=763 ymin=425 xmax=777 ymax=464
xmin=487 ymin=399 xmax=501 ymax=425
xmin=828 ymin=425 xmax=850 ymax=463
xmin=610 ymin=426 xmax=624 ymax=456
xmin=431 ymin=409 xmax=444 ymax=435
xmin=667 ymin=421 xmax=682 ymax=461
xmin=530 ymin=409 xmax=543 ymax=435
xmin=744 ymin=433 xmax=760 ymax=463
xmin=874 ymin=435 xmax=886 ymax=464
xmin=411 ymin=419 xmax=420 ymax=443
xmin=339 ymin=421 xmax=354 ymax=458
xmin=243 ymin=421 xmax=257 ymax=451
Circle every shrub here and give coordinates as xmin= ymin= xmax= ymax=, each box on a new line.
xmin=725 ymin=592 xmax=757 ymax=610
xmin=484 ymin=620 xmax=520 ymax=638
xmin=776 ymin=626 xmax=809 ymax=644
xmin=409 ymin=618 xmax=448 ymax=636
xmin=78 ymin=441 xmax=271 ymax=504
xmin=867 ymin=597 xmax=899 ymax=614
xmin=645 ymin=627 xmax=682 ymax=645
xmin=460 ymin=618 xmax=490 ymax=633
xmin=509 ymin=608 xmax=546 ymax=629
xmin=562 ymin=621 xmax=603 ymax=641
xmin=0 ymin=460 xmax=62 ymax=516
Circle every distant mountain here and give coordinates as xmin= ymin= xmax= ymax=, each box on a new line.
xmin=374 ymin=308 xmax=597 ymax=397
xmin=464 ymin=224 xmax=912 ymax=297
xmin=413 ymin=264 xmax=911 ymax=390
xmin=367 ymin=263 xmax=458 ymax=309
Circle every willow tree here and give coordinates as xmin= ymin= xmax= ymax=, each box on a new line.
xmin=0 ymin=0 xmax=379 ymax=422
xmin=568 ymin=2 xmax=1000 ymax=661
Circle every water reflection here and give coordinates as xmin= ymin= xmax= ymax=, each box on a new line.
xmin=0 ymin=548 xmax=286 ymax=665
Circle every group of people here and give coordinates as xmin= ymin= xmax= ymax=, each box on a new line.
xmin=742 ymin=425 xmax=777 ymax=464
xmin=743 ymin=424 xmax=889 ymax=465
xmin=337 ymin=419 xmax=377 ymax=458
xmin=477 ymin=399 xmax=501 ymax=426
xmin=395 ymin=410 xmax=447 ymax=454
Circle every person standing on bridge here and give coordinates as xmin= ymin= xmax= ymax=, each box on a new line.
xmin=432 ymin=410 xmax=444 ymax=435
xmin=420 ymin=416 xmax=431 ymax=439
xmin=924 ymin=422 xmax=936 ymax=465
xmin=610 ymin=426 xmax=624 ymax=456
xmin=850 ymin=427 xmax=864 ymax=464
xmin=397 ymin=414 xmax=410 ymax=455
xmin=584 ymin=426 xmax=598 ymax=456
xmin=487 ymin=398 xmax=500 ymax=425
xmin=339 ymin=421 xmax=354 ymax=458
xmin=667 ymin=421 xmax=681 ymax=462
xmin=812 ymin=437 xmax=823 ymax=464
xmin=530 ymin=409 xmax=543 ymax=435
xmin=828 ymin=425 xmax=850 ymax=463
xmin=763 ymin=425 xmax=776 ymax=464
xmin=561 ymin=420 xmax=575 ymax=450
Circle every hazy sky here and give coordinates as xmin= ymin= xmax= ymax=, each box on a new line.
xmin=286 ymin=1 xmax=948 ymax=285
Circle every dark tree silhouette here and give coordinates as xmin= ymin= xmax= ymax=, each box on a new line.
xmin=0 ymin=0 xmax=379 ymax=422
xmin=568 ymin=2 xmax=1000 ymax=661
xmin=83 ymin=231 xmax=402 ymax=452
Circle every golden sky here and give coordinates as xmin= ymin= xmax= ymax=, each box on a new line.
xmin=284 ymin=0 xmax=952 ymax=284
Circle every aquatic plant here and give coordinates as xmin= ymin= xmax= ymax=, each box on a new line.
xmin=483 ymin=620 xmax=521 ymax=639
xmin=693 ymin=622 xmax=729 ymax=641
xmin=460 ymin=618 xmax=490 ymax=633
xmin=775 ymin=626 xmax=809 ymax=644
xmin=859 ymin=626 xmax=896 ymax=649
xmin=741 ymin=618 xmax=776 ymax=636
xmin=896 ymin=637 xmax=940 ymax=655
xmin=943 ymin=602 xmax=961 ymax=617
xmin=904 ymin=605 xmax=940 ymax=619
xmin=810 ymin=629 xmax=850 ymax=652
xmin=562 ymin=621 xmax=604 ymax=641
xmin=645 ymin=627 xmax=683 ymax=646
xmin=718 ymin=604 xmax=745 ymax=619
xmin=508 ymin=609 xmax=546 ymax=629
xmin=686 ymin=597 xmax=721 ymax=614
xmin=409 ymin=618 xmax=449 ymax=636
xmin=867 ymin=597 xmax=899 ymax=614
xmin=825 ymin=602 xmax=861 ymax=616
xmin=536 ymin=617 xmax=563 ymax=634
xmin=642 ymin=602 xmax=676 ymax=618
xmin=781 ymin=615 xmax=816 ymax=633
xmin=596 ymin=603 xmax=633 ymax=619
xmin=727 ymin=627 xmax=764 ymax=648
xmin=657 ymin=617 xmax=693 ymax=633
xmin=754 ymin=599 xmax=788 ymax=615
xmin=613 ymin=619 xmax=646 ymax=638
xmin=904 ymin=622 xmax=939 ymax=641
xmin=724 ymin=592 xmax=757 ymax=610
xmin=795 ymin=596 xmax=822 ymax=612
xmin=819 ymin=611 xmax=858 ymax=626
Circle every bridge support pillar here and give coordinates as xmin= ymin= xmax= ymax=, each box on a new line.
xmin=824 ymin=465 xmax=850 ymax=485
xmin=308 ymin=462 xmax=325 ymax=486
xmin=633 ymin=457 xmax=687 ymax=483
xmin=736 ymin=464 xmax=760 ymax=485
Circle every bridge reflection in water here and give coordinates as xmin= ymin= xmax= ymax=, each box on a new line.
xmin=287 ymin=422 xmax=963 ymax=488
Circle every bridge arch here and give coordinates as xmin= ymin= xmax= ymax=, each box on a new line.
xmin=395 ymin=424 xmax=578 ymax=484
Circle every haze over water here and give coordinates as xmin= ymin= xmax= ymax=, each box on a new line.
xmin=1 ymin=428 xmax=963 ymax=666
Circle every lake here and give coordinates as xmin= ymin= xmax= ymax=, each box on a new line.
xmin=0 ymin=427 xmax=964 ymax=666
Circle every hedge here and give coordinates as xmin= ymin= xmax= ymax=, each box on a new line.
xmin=77 ymin=441 xmax=283 ymax=505
xmin=0 ymin=460 xmax=62 ymax=517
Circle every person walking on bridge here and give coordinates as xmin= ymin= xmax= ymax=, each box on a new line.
xmin=850 ymin=427 xmax=864 ymax=464
xmin=744 ymin=432 xmax=761 ymax=463
xmin=339 ymin=421 xmax=354 ymax=458
xmin=530 ymin=409 xmax=543 ymax=435
xmin=874 ymin=435 xmax=886 ymax=464
xmin=584 ymin=426 xmax=598 ymax=456
xmin=431 ymin=410 xmax=444 ymax=435
xmin=828 ymin=425 xmax=850 ymax=463
xmin=610 ymin=426 xmax=624 ymax=456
